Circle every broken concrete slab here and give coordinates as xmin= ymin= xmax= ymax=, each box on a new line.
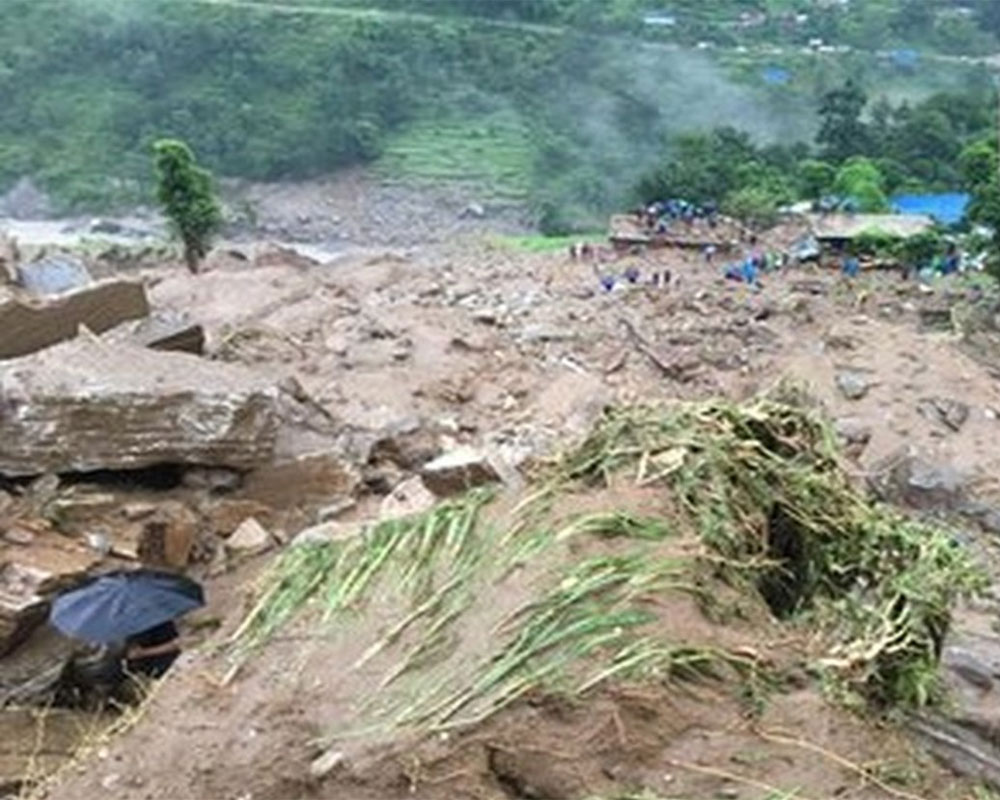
xmin=420 ymin=447 xmax=502 ymax=497
xmin=0 ymin=338 xmax=280 ymax=477
xmin=0 ymin=279 xmax=149 ymax=360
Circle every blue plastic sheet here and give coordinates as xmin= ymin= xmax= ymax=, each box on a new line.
xmin=890 ymin=193 xmax=970 ymax=226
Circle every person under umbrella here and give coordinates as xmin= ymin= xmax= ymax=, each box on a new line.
xmin=51 ymin=569 xmax=204 ymax=686
xmin=125 ymin=620 xmax=182 ymax=678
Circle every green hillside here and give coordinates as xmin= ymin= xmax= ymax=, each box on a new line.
xmin=0 ymin=0 xmax=996 ymax=224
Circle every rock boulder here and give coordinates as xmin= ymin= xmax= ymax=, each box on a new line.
xmin=868 ymin=448 xmax=966 ymax=512
xmin=0 ymin=279 xmax=149 ymax=360
xmin=0 ymin=338 xmax=280 ymax=476
xmin=420 ymin=447 xmax=501 ymax=497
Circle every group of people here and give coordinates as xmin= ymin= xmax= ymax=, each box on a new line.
xmin=637 ymin=198 xmax=719 ymax=233
xmin=722 ymin=249 xmax=787 ymax=288
xmin=598 ymin=263 xmax=672 ymax=292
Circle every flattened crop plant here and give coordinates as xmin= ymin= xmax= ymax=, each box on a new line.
xmin=227 ymin=393 xmax=984 ymax=746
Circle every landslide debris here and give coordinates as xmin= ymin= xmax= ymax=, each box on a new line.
xmin=0 ymin=337 xmax=281 ymax=476
xmin=48 ymin=396 xmax=982 ymax=800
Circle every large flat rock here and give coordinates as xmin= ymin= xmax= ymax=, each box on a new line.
xmin=0 ymin=279 xmax=149 ymax=360
xmin=0 ymin=338 xmax=281 ymax=476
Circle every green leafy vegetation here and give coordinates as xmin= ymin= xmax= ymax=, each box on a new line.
xmin=374 ymin=112 xmax=533 ymax=202
xmin=153 ymin=139 xmax=222 ymax=273
xmin=0 ymin=0 xmax=994 ymax=227
xmin=493 ymin=232 xmax=604 ymax=253
xmin=635 ymin=78 xmax=993 ymax=230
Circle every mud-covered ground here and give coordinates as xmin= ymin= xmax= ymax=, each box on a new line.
xmin=9 ymin=216 xmax=1000 ymax=800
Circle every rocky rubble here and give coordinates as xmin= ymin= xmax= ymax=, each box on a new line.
xmin=0 ymin=279 xmax=149 ymax=360
xmin=0 ymin=337 xmax=281 ymax=476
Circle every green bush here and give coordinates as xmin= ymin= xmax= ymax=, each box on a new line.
xmin=722 ymin=186 xmax=780 ymax=229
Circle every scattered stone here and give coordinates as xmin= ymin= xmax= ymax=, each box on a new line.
xmin=917 ymin=306 xmax=953 ymax=332
xmin=472 ymin=308 xmax=499 ymax=326
xmin=449 ymin=334 xmax=487 ymax=353
xmin=833 ymin=417 xmax=872 ymax=446
xmin=45 ymin=492 xmax=119 ymax=532
xmin=0 ymin=550 xmax=93 ymax=656
xmin=459 ymin=202 xmax=486 ymax=220
xmin=16 ymin=254 xmax=91 ymax=296
xmin=2 ymin=527 xmax=35 ymax=546
xmin=380 ymin=476 xmax=437 ymax=521
xmin=0 ymin=337 xmax=280 ymax=476
xmin=911 ymin=625 xmax=1000 ymax=787
xmin=310 ymin=749 xmax=347 ymax=779
xmin=367 ymin=421 xmax=440 ymax=472
xmin=131 ymin=502 xmax=197 ymax=568
xmin=917 ymin=397 xmax=970 ymax=432
xmin=0 ymin=566 xmax=48 ymax=645
xmin=945 ymin=647 xmax=995 ymax=692
xmin=869 ymin=449 xmax=965 ymax=511
xmin=316 ymin=497 xmax=357 ymax=523
xmin=824 ymin=333 xmax=858 ymax=351
xmin=108 ymin=315 xmax=206 ymax=356
xmin=121 ymin=502 xmax=158 ymax=522
xmin=835 ymin=371 xmax=871 ymax=400
xmin=291 ymin=520 xmax=363 ymax=547
xmin=0 ymin=279 xmax=150 ymax=360
xmin=981 ymin=509 xmax=1000 ymax=535
xmin=225 ymin=517 xmax=274 ymax=554
xmin=84 ymin=531 xmax=111 ymax=557
xmin=521 ymin=324 xmax=576 ymax=344
xmin=253 ymin=242 xmax=320 ymax=271
xmin=420 ymin=447 xmax=502 ymax=497
xmin=239 ymin=453 xmax=360 ymax=510
xmin=89 ymin=218 xmax=124 ymax=235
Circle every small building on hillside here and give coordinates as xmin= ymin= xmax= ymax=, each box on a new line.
xmin=807 ymin=212 xmax=935 ymax=251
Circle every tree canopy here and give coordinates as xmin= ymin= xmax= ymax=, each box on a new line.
xmin=153 ymin=139 xmax=222 ymax=274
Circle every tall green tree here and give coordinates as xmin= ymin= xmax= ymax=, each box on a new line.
xmin=833 ymin=157 xmax=889 ymax=212
xmin=153 ymin=139 xmax=222 ymax=274
xmin=817 ymin=79 xmax=870 ymax=163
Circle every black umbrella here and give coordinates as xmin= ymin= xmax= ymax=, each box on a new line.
xmin=49 ymin=569 xmax=204 ymax=644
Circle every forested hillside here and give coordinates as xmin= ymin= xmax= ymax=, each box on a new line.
xmin=0 ymin=0 xmax=996 ymax=222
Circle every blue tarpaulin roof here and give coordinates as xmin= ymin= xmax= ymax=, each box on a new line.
xmin=890 ymin=193 xmax=969 ymax=226
xmin=889 ymin=49 xmax=920 ymax=69
xmin=762 ymin=66 xmax=790 ymax=85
